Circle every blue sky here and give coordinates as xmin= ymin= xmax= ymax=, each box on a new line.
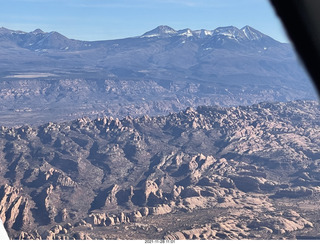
xmin=0 ymin=0 xmax=289 ymax=42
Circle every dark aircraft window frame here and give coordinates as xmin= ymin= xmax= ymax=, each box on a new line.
xmin=270 ymin=0 xmax=320 ymax=96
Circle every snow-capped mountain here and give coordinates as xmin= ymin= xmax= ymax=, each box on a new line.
xmin=142 ymin=25 xmax=277 ymax=43
xmin=0 ymin=25 xmax=282 ymax=53
xmin=141 ymin=25 xmax=177 ymax=37
xmin=0 ymin=25 xmax=305 ymax=80
xmin=0 ymin=25 xmax=315 ymax=125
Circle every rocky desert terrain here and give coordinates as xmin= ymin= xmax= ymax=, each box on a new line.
xmin=0 ymin=100 xmax=319 ymax=240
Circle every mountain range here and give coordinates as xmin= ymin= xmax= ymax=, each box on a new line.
xmin=0 ymin=25 xmax=317 ymax=126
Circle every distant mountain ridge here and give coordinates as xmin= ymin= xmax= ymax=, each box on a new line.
xmin=0 ymin=26 xmax=86 ymax=50
xmin=0 ymin=25 xmax=280 ymax=51
xmin=141 ymin=25 xmax=274 ymax=42
xmin=0 ymin=25 xmax=316 ymax=126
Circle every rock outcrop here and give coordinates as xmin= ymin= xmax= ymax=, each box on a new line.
xmin=0 ymin=184 xmax=32 ymax=234
xmin=0 ymin=100 xmax=319 ymax=239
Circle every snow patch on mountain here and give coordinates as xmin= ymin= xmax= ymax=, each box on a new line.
xmin=178 ymin=28 xmax=193 ymax=37
xmin=140 ymin=25 xmax=276 ymax=44
xmin=241 ymin=25 xmax=264 ymax=40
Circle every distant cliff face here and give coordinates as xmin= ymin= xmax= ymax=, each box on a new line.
xmin=0 ymin=100 xmax=320 ymax=240
xmin=0 ymin=25 xmax=316 ymax=126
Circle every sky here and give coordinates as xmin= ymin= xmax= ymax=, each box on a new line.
xmin=0 ymin=0 xmax=290 ymax=43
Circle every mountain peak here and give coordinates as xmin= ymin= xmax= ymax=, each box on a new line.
xmin=0 ymin=27 xmax=9 ymax=31
xmin=0 ymin=27 xmax=25 ymax=35
xmin=0 ymin=27 xmax=10 ymax=34
xmin=213 ymin=26 xmax=243 ymax=35
xmin=31 ymin=29 xmax=45 ymax=35
xmin=211 ymin=26 xmax=247 ymax=41
xmin=241 ymin=25 xmax=265 ymax=40
xmin=142 ymin=25 xmax=177 ymax=37
xmin=178 ymin=28 xmax=193 ymax=37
